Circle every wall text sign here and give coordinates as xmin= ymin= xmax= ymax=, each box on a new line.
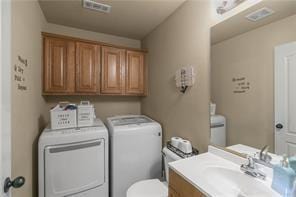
xmin=232 ymin=77 xmax=250 ymax=94
xmin=14 ymin=55 xmax=28 ymax=91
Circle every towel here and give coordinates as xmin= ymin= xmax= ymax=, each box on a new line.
xmin=289 ymin=156 xmax=296 ymax=172
xmin=272 ymin=164 xmax=296 ymax=196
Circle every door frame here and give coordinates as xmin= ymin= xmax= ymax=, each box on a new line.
xmin=1 ymin=0 xmax=12 ymax=196
xmin=274 ymin=42 xmax=296 ymax=155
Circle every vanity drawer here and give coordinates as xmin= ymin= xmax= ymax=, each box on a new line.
xmin=169 ymin=169 xmax=204 ymax=197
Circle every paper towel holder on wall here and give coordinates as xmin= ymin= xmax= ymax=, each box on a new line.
xmin=175 ymin=66 xmax=195 ymax=94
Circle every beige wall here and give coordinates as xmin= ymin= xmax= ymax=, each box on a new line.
xmin=11 ymin=1 xmax=47 ymax=196
xmin=44 ymin=96 xmax=141 ymax=121
xmin=141 ymin=0 xmax=211 ymax=153
xmin=43 ymin=23 xmax=141 ymax=49
xmin=211 ymin=14 xmax=296 ymax=151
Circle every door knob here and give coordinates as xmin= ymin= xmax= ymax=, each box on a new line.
xmin=276 ymin=123 xmax=283 ymax=129
xmin=3 ymin=176 xmax=25 ymax=193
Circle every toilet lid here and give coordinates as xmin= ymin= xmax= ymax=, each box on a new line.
xmin=127 ymin=179 xmax=168 ymax=197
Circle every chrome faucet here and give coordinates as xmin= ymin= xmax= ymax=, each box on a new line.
xmin=246 ymin=155 xmax=255 ymax=168
xmin=241 ymin=155 xmax=266 ymax=180
xmin=259 ymin=145 xmax=272 ymax=163
xmin=252 ymin=145 xmax=273 ymax=168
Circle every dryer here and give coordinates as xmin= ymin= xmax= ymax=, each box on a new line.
xmin=107 ymin=115 xmax=162 ymax=197
xmin=38 ymin=118 xmax=108 ymax=197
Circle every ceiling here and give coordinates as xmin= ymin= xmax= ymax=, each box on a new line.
xmin=211 ymin=0 xmax=296 ymax=44
xmin=39 ymin=0 xmax=186 ymax=40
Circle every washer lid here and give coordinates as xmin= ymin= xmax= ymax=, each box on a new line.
xmin=111 ymin=116 xmax=152 ymax=126
xmin=127 ymin=179 xmax=167 ymax=197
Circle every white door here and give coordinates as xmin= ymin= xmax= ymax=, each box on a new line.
xmin=275 ymin=42 xmax=296 ymax=156
xmin=1 ymin=0 xmax=25 ymax=195
xmin=0 ymin=0 xmax=11 ymax=196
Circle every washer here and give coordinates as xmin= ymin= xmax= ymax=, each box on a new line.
xmin=107 ymin=115 xmax=162 ymax=197
xmin=38 ymin=118 xmax=108 ymax=197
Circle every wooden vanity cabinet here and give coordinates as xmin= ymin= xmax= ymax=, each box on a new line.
xmin=169 ymin=187 xmax=180 ymax=197
xmin=169 ymin=169 xmax=205 ymax=197
xmin=126 ymin=50 xmax=146 ymax=95
xmin=76 ymin=42 xmax=100 ymax=93
xmin=43 ymin=37 xmax=75 ymax=93
xmin=101 ymin=46 xmax=125 ymax=95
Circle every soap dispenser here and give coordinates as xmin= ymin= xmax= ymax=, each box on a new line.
xmin=271 ymin=155 xmax=296 ymax=196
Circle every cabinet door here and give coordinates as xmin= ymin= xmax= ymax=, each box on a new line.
xmin=126 ymin=50 xmax=146 ymax=95
xmin=169 ymin=187 xmax=180 ymax=197
xmin=43 ymin=37 xmax=75 ymax=93
xmin=76 ymin=42 xmax=100 ymax=93
xmin=101 ymin=46 xmax=125 ymax=94
xmin=169 ymin=169 xmax=204 ymax=197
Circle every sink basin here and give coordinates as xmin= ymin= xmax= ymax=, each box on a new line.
xmin=203 ymin=166 xmax=280 ymax=197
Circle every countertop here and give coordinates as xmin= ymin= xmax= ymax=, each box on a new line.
xmin=168 ymin=145 xmax=281 ymax=197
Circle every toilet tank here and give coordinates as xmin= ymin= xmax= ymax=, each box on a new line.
xmin=210 ymin=115 xmax=226 ymax=147
xmin=162 ymin=147 xmax=182 ymax=182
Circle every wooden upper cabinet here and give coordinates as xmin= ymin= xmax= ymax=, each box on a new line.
xmin=101 ymin=46 xmax=125 ymax=95
xmin=43 ymin=37 xmax=75 ymax=93
xmin=42 ymin=33 xmax=147 ymax=96
xmin=76 ymin=42 xmax=100 ymax=93
xmin=126 ymin=50 xmax=146 ymax=95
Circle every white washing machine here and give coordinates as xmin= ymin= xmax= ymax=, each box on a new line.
xmin=38 ymin=119 xmax=108 ymax=197
xmin=106 ymin=115 xmax=162 ymax=197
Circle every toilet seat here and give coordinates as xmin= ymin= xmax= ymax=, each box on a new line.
xmin=127 ymin=179 xmax=168 ymax=197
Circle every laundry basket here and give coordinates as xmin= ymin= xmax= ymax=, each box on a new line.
xmin=50 ymin=103 xmax=77 ymax=130
xmin=77 ymin=101 xmax=95 ymax=127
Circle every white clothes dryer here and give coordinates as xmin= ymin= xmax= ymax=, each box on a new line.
xmin=38 ymin=118 xmax=108 ymax=197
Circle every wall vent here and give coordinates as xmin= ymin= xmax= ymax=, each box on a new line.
xmin=245 ymin=7 xmax=274 ymax=22
xmin=83 ymin=0 xmax=111 ymax=13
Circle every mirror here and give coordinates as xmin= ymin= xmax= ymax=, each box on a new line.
xmin=209 ymin=0 xmax=296 ymax=157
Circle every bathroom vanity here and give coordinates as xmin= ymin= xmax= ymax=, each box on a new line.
xmin=168 ymin=145 xmax=281 ymax=197
xmin=169 ymin=169 xmax=204 ymax=197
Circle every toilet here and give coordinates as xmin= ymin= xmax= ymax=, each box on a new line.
xmin=127 ymin=147 xmax=182 ymax=197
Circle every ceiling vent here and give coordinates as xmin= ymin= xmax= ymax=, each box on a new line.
xmin=83 ymin=0 xmax=111 ymax=13
xmin=245 ymin=7 xmax=274 ymax=22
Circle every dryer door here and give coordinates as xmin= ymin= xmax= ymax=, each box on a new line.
xmin=44 ymin=139 xmax=105 ymax=197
